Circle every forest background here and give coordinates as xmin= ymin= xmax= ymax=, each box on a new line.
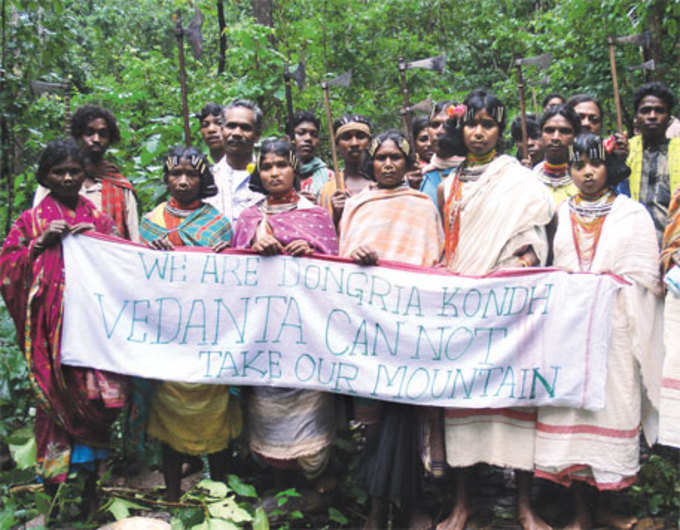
xmin=1 ymin=0 xmax=680 ymax=527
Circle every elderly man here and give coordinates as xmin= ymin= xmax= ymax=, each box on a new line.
xmin=33 ymin=104 xmax=139 ymax=241
xmin=622 ymin=82 xmax=680 ymax=243
xmin=204 ymin=98 xmax=264 ymax=222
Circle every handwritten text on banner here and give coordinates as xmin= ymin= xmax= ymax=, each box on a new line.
xmin=60 ymin=235 xmax=620 ymax=409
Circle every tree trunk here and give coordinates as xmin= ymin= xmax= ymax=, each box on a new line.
xmin=645 ymin=0 xmax=665 ymax=81
xmin=1 ymin=0 xmax=12 ymax=234
xmin=251 ymin=0 xmax=273 ymax=28
xmin=217 ymin=0 xmax=226 ymax=74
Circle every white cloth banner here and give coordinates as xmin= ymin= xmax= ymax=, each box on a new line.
xmin=61 ymin=235 xmax=621 ymax=410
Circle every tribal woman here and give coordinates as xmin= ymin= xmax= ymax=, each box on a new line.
xmin=232 ymin=138 xmax=339 ymax=493
xmin=141 ymin=146 xmax=237 ymax=501
xmin=534 ymin=134 xmax=663 ymax=530
xmin=0 ymin=139 xmax=127 ymax=517
xmin=338 ymin=129 xmax=443 ymax=529
xmin=436 ymin=89 xmax=554 ymax=530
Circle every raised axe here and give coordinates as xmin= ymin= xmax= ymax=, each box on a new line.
xmin=608 ymin=31 xmax=651 ymax=134
xmin=627 ymin=59 xmax=655 ymax=71
xmin=173 ymin=8 xmax=203 ymax=146
xmin=514 ymin=53 xmax=552 ymax=161
xmin=397 ymin=54 xmax=446 ymax=149
xmin=31 ymin=80 xmax=72 ymax=136
xmin=283 ymin=61 xmax=306 ymax=129
xmin=321 ymin=70 xmax=352 ymax=190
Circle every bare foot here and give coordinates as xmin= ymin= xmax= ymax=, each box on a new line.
xmin=595 ymin=506 xmax=637 ymax=530
xmin=518 ymin=506 xmax=552 ymax=530
xmin=436 ymin=503 xmax=469 ymax=530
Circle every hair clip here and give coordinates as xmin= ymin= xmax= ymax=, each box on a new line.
xmin=399 ymin=137 xmax=411 ymax=156
xmin=368 ymin=137 xmax=381 ymax=157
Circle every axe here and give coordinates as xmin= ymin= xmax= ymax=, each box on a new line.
xmin=400 ymin=97 xmax=433 ymax=116
xmin=321 ymin=70 xmax=352 ymax=190
xmin=31 ymin=80 xmax=72 ymax=136
xmin=627 ymin=59 xmax=655 ymax=71
xmin=608 ymin=32 xmax=650 ymax=134
xmin=515 ymin=53 xmax=552 ymax=161
xmin=283 ymin=61 xmax=306 ymax=129
xmin=398 ymin=54 xmax=446 ymax=149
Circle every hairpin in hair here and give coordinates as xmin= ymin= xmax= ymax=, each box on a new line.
xmin=368 ymin=137 xmax=381 ymax=157
xmin=399 ymin=137 xmax=411 ymax=156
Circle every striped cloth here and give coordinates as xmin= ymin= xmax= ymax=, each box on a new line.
xmin=338 ymin=185 xmax=443 ymax=266
xmin=535 ymin=194 xmax=663 ymax=489
xmin=140 ymin=202 xmax=233 ymax=247
xmin=442 ymin=155 xmax=553 ymax=471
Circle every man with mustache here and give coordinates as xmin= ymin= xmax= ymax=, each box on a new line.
xmin=624 ymin=82 xmax=679 ymax=244
xmin=317 ymin=114 xmax=373 ymax=225
xmin=204 ymin=98 xmax=264 ymax=221
xmin=533 ymin=104 xmax=581 ymax=207
xmin=33 ymin=104 xmax=139 ymax=241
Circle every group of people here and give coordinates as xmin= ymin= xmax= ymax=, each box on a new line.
xmin=1 ymin=78 xmax=679 ymax=530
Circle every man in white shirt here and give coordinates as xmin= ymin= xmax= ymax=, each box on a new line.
xmin=205 ymin=99 xmax=264 ymax=222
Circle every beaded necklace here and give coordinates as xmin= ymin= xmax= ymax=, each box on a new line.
xmin=568 ymin=189 xmax=615 ymax=271
xmin=538 ymin=161 xmax=572 ymax=188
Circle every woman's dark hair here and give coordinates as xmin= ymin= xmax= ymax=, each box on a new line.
xmin=540 ymin=103 xmax=581 ymax=134
xmin=36 ymin=139 xmax=86 ymax=186
xmin=542 ymin=92 xmax=565 ymax=108
xmin=412 ymin=115 xmax=429 ymax=139
xmin=248 ymin=138 xmax=300 ymax=195
xmin=70 ymin=104 xmax=121 ymax=145
xmin=566 ymin=94 xmax=603 ymax=118
xmin=633 ymin=81 xmax=676 ymax=114
xmin=510 ymin=114 xmax=540 ymax=142
xmin=163 ymin=145 xmax=217 ymax=199
xmin=569 ymin=133 xmax=631 ymax=188
xmin=196 ymin=102 xmax=223 ymax=123
xmin=363 ymin=129 xmax=415 ymax=180
xmin=286 ymin=110 xmax=320 ymax=138
xmin=438 ymin=89 xmax=506 ymax=157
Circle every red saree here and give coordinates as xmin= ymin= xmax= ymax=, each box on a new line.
xmin=0 ymin=194 xmax=126 ymax=483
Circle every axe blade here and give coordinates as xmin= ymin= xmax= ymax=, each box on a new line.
xmin=613 ymin=31 xmax=651 ymax=48
xmin=515 ymin=52 xmax=553 ymax=69
xmin=31 ymin=80 xmax=68 ymax=95
xmin=327 ymin=69 xmax=352 ymax=88
xmin=407 ymin=97 xmax=433 ymax=114
xmin=627 ymin=59 xmax=656 ymax=71
xmin=288 ymin=61 xmax=306 ymax=91
xmin=405 ymin=54 xmax=446 ymax=73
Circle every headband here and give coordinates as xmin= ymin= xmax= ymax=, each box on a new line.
xmin=368 ymin=136 xmax=411 ymax=158
xmin=335 ymin=122 xmax=371 ymax=139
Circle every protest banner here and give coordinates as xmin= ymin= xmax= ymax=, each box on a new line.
xmin=61 ymin=234 xmax=622 ymax=410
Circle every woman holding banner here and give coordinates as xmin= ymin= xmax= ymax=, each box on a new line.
xmin=232 ymin=138 xmax=339 ymax=497
xmin=436 ymin=90 xmax=554 ymax=530
xmin=534 ymin=134 xmax=663 ymax=529
xmin=0 ymin=139 xmax=127 ymax=518
xmin=338 ymin=129 xmax=443 ymax=530
xmin=140 ymin=146 xmax=237 ymax=501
